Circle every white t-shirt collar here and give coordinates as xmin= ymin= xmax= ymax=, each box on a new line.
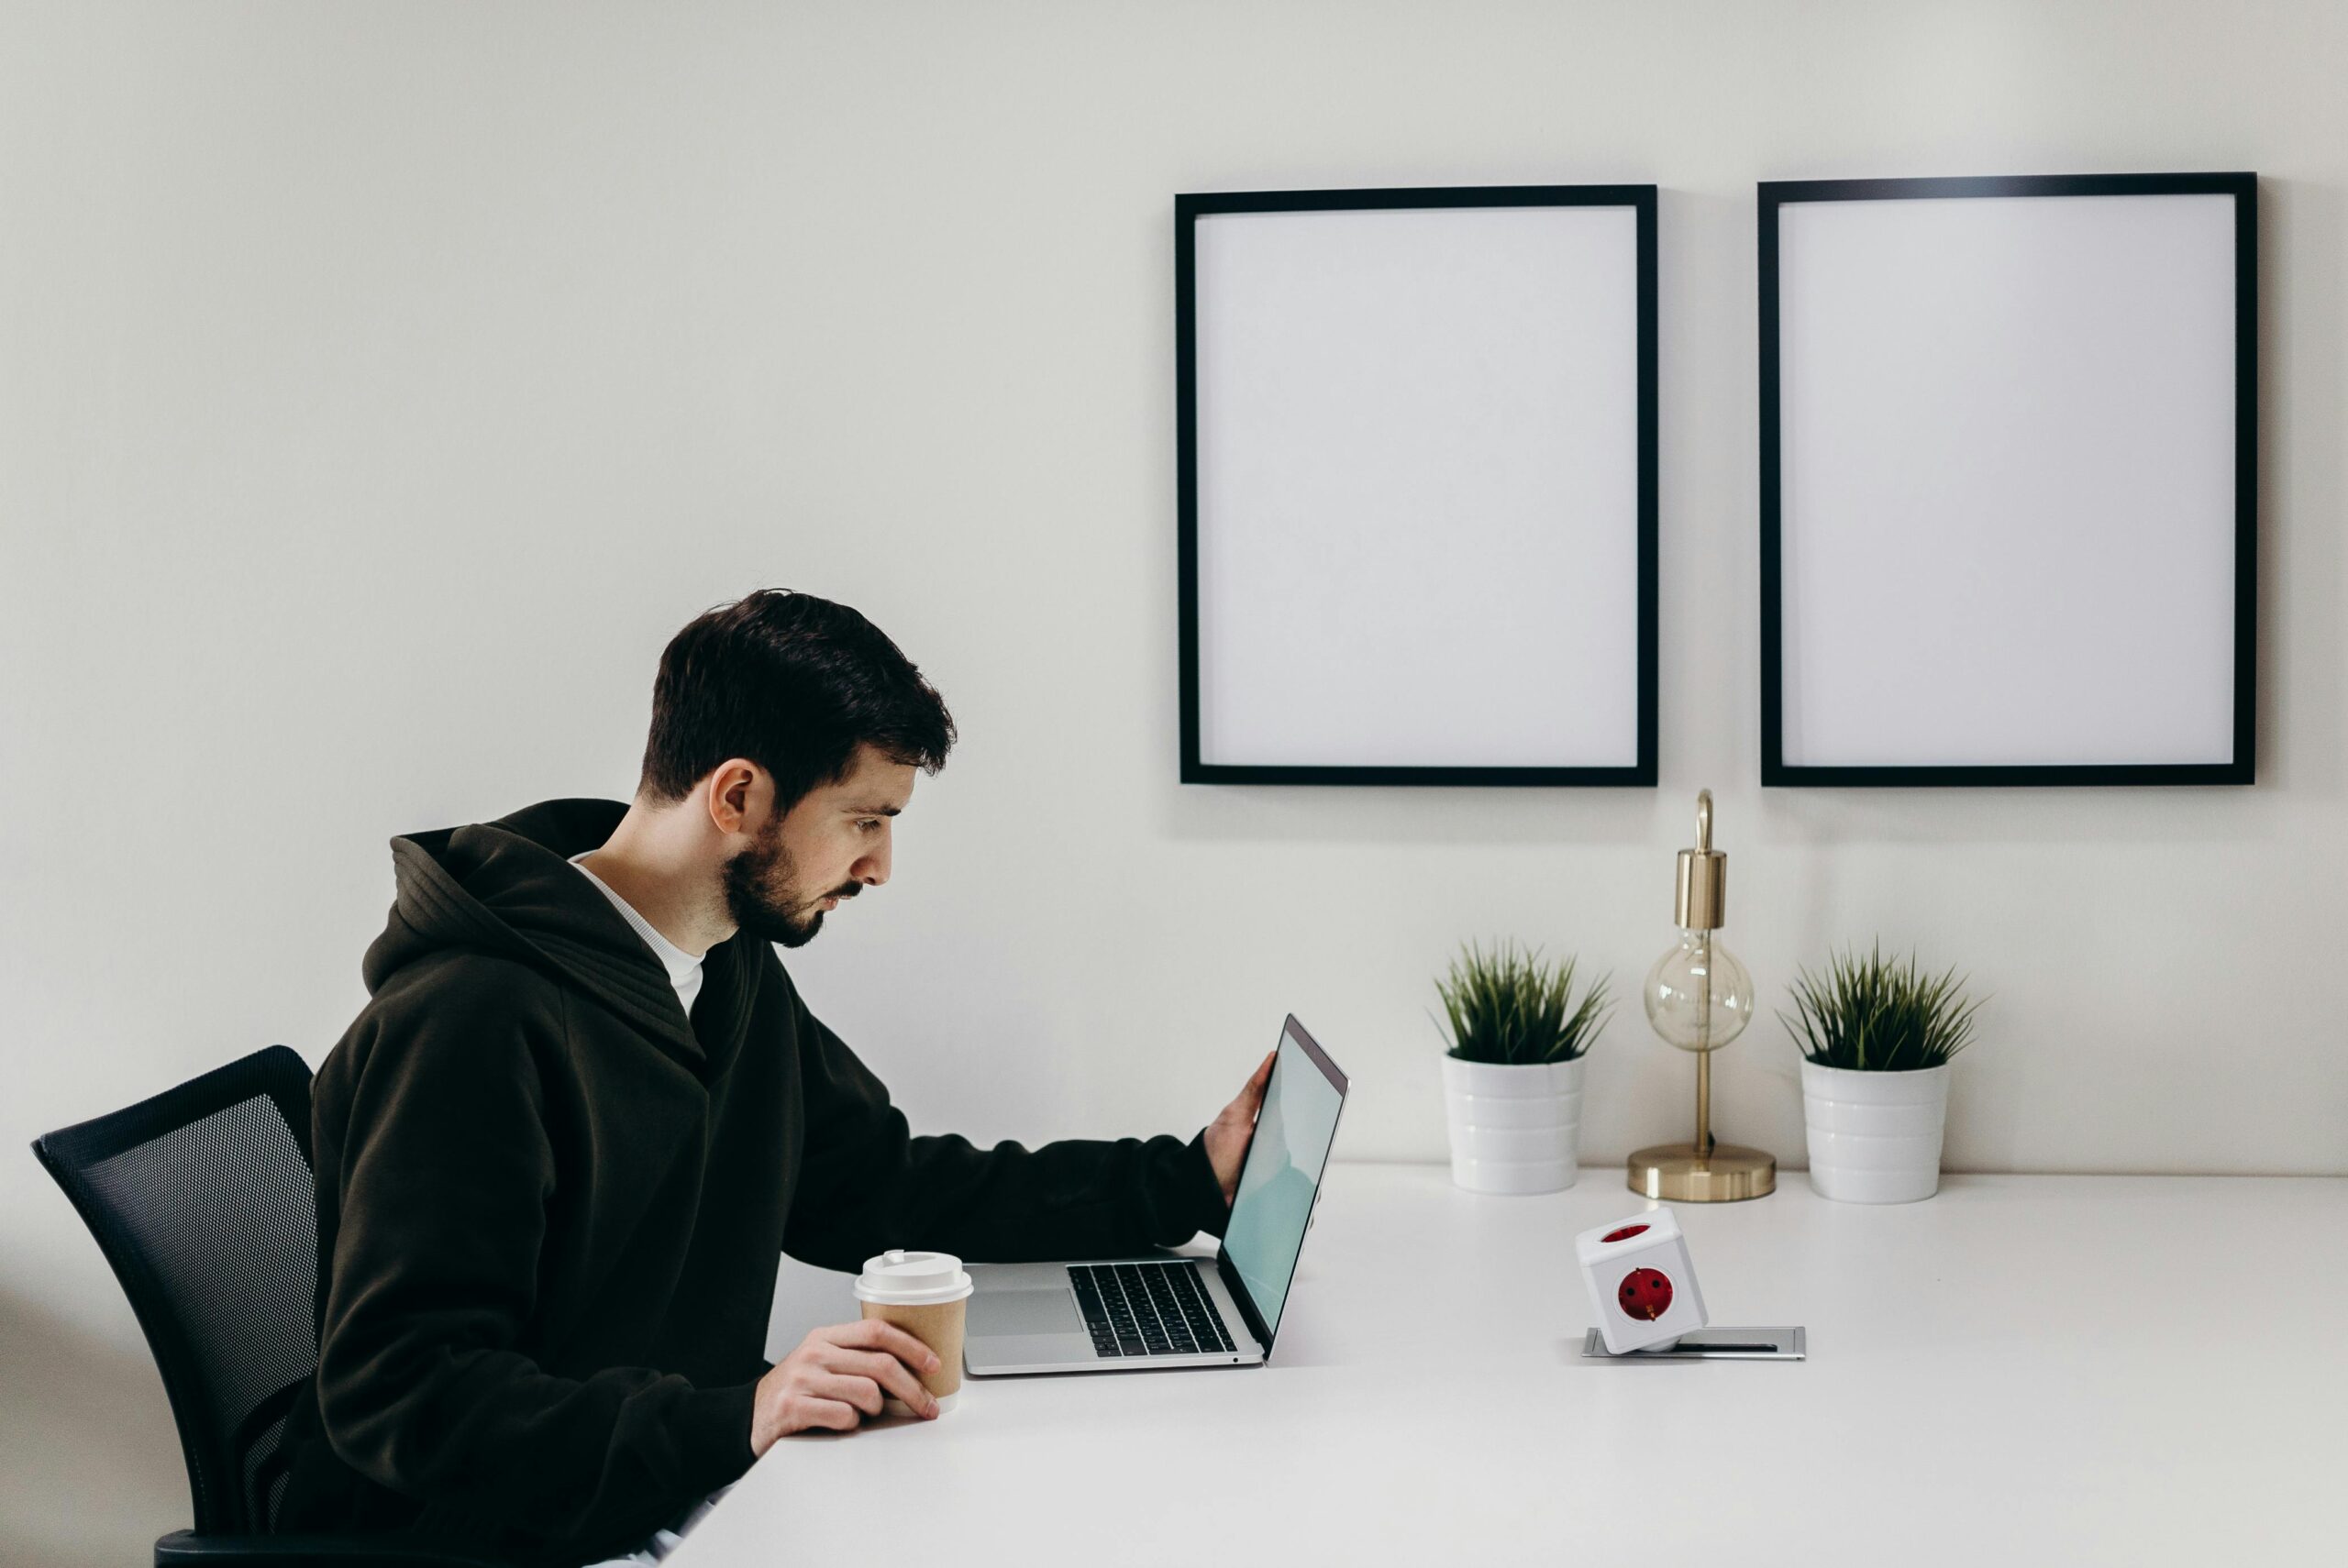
xmin=568 ymin=853 xmax=705 ymax=1021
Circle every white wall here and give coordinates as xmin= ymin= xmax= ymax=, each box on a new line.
xmin=6 ymin=2 xmax=2343 ymax=1561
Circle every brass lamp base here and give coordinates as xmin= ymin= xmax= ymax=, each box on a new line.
xmin=1627 ymin=1142 xmax=1776 ymax=1202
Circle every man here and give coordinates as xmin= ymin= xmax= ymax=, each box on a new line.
xmin=276 ymin=590 xmax=1274 ymax=1566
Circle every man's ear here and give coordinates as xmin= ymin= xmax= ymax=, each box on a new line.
xmin=704 ymin=759 xmax=768 ymax=838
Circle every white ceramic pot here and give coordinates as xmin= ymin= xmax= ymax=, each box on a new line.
xmin=1800 ymin=1059 xmax=1952 ymax=1204
xmin=1441 ymin=1055 xmax=1586 ymax=1195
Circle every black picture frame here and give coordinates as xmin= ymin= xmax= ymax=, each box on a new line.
xmin=1757 ymin=171 xmax=2258 ymax=788
xmin=1176 ymin=184 xmax=1659 ymax=788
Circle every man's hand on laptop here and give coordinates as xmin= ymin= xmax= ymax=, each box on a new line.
xmin=1203 ymin=1049 xmax=1277 ymax=1207
xmin=750 ymin=1320 xmax=942 ymax=1451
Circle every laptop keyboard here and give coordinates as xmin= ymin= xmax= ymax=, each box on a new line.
xmin=1069 ymin=1262 xmax=1239 ymax=1358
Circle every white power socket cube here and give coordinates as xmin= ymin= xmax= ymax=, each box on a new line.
xmin=1575 ymin=1207 xmax=1709 ymax=1353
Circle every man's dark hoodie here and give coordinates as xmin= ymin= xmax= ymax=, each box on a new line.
xmin=275 ymin=800 xmax=1231 ymax=1565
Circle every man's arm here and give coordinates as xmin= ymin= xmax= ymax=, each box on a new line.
xmin=313 ymin=967 xmax=755 ymax=1554
xmin=780 ymin=989 xmax=1258 ymax=1273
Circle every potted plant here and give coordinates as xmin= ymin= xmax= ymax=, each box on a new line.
xmin=1782 ymin=943 xmax=1986 ymax=1204
xmin=1434 ymin=941 xmax=1611 ymax=1195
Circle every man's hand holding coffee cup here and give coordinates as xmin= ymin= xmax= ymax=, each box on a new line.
xmin=750 ymin=1320 xmax=941 ymax=1452
xmin=1203 ymin=1049 xmax=1277 ymax=1208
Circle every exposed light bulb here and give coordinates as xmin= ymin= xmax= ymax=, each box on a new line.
xmin=1643 ymin=929 xmax=1753 ymax=1055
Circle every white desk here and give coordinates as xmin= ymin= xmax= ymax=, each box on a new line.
xmin=683 ymin=1165 xmax=2345 ymax=1566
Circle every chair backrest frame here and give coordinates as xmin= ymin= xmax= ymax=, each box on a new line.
xmin=32 ymin=1044 xmax=318 ymax=1536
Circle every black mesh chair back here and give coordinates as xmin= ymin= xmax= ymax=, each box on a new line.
xmin=33 ymin=1045 xmax=321 ymax=1538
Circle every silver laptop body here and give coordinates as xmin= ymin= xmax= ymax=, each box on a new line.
xmin=963 ymin=1014 xmax=1347 ymax=1378
xmin=960 ymin=1253 xmax=1268 ymax=1373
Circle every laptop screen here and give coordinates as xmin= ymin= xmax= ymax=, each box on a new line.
xmin=1221 ymin=1016 xmax=1346 ymax=1347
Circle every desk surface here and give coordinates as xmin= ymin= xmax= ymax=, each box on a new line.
xmin=678 ymin=1165 xmax=2345 ymax=1566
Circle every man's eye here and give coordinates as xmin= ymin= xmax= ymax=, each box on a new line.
xmin=858 ymin=820 xmax=880 ymax=833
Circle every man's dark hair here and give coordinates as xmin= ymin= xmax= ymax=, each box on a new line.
xmin=637 ymin=589 xmax=956 ymax=810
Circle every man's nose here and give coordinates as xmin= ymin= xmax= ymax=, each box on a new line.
xmin=856 ymin=831 xmax=892 ymax=888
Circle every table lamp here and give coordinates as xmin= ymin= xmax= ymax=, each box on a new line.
xmin=1627 ymin=790 xmax=1776 ymax=1201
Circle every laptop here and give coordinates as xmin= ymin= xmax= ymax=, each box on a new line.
xmin=962 ymin=1014 xmax=1347 ymax=1375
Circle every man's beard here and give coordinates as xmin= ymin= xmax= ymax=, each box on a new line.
xmin=721 ymin=817 xmax=859 ymax=949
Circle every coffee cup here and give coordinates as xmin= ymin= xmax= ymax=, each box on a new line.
xmin=853 ymin=1249 xmax=972 ymax=1416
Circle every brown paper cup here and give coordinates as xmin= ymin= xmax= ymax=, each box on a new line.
xmin=859 ymin=1297 xmax=966 ymax=1414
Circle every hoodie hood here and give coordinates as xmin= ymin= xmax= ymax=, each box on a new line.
xmin=362 ymin=798 xmax=757 ymax=1077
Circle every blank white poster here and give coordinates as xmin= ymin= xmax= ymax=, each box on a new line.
xmin=1192 ymin=204 xmax=1644 ymax=770
xmin=1775 ymin=192 xmax=2241 ymax=770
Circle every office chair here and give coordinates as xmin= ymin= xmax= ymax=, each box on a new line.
xmin=33 ymin=1045 xmax=504 ymax=1568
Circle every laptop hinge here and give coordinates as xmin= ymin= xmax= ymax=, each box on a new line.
xmin=1214 ymin=1249 xmax=1274 ymax=1354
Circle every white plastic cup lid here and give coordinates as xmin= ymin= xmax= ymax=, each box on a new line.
xmin=854 ymin=1249 xmax=973 ymax=1306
